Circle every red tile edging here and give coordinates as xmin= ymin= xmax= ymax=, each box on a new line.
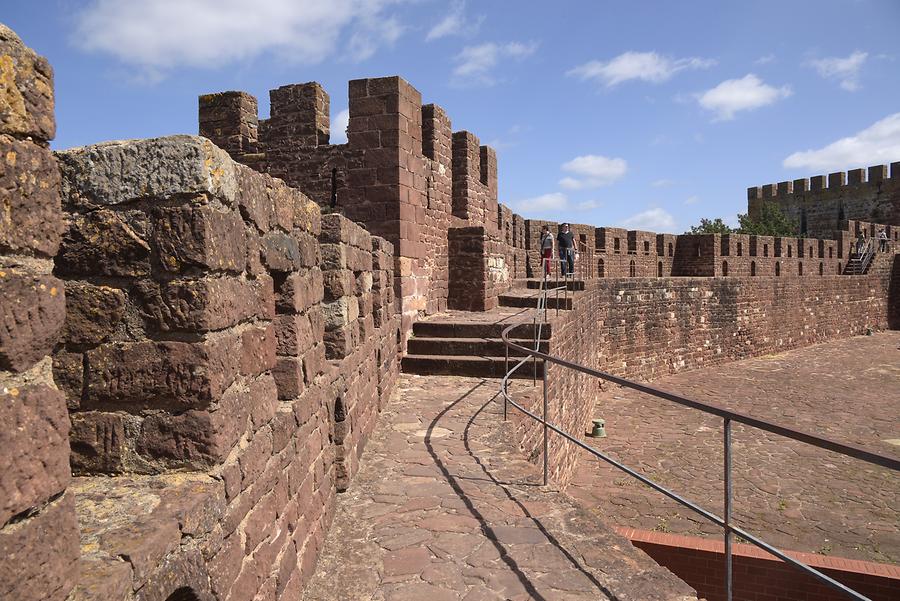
xmin=616 ymin=527 xmax=900 ymax=579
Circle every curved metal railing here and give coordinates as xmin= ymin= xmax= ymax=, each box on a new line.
xmin=498 ymin=269 xmax=899 ymax=601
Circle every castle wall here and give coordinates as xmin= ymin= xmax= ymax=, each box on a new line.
xmin=748 ymin=164 xmax=900 ymax=237
xmin=512 ymin=251 xmax=895 ymax=485
xmin=200 ymin=77 xmax=507 ymax=349
xmin=0 ymin=25 xmax=79 ymax=601
xmin=447 ymin=226 xmax=510 ymax=311
xmin=46 ymin=135 xmax=399 ymax=601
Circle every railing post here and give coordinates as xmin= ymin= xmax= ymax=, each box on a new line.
xmin=542 ymin=363 xmax=549 ymax=486
xmin=724 ymin=417 xmax=733 ymax=601
xmin=504 ymin=343 xmax=509 ymax=421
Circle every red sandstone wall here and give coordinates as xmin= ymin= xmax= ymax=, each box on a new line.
xmin=748 ymin=164 xmax=900 ymax=238
xmin=199 ymin=77 xmax=512 ymax=351
xmin=512 ymin=253 xmax=895 ymax=484
xmin=0 ymin=25 xmax=79 ymax=601
xmin=447 ymin=226 xmax=511 ymax=311
xmin=45 ymin=134 xmax=399 ymax=601
xmin=625 ymin=529 xmax=900 ymax=601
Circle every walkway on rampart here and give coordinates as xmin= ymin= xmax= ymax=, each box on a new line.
xmin=302 ymin=374 xmax=696 ymax=601
xmin=567 ymin=331 xmax=900 ymax=565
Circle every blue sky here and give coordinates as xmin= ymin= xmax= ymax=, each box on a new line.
xmin=5 ymin=0 xmax=900 ymax=233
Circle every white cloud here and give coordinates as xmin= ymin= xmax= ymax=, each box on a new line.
xmin=568 ymin=51 xmax=715 ymax=88
xmin=425 ymin=0 xmax=483 ymax=41
xmin=809 ymin=50 xmax=867 ymax=91
xmin=558 ymin=155 xmax=627 ymax=190
xmin=651 ymin=179 xmax=675 ymax=188
xmin=452 ymin=41 xmax=538 ymax=86
xmin=621 ymin=208 xmax=677 ymax=232
xmin=684 ymin=195 xmax=700 ymax=205
xmin=576 ymin=200 xmax=601 ymax=210
xmin=755 ymin=54 xmax=776 ymax=65
xmin=516 ymin=192 xmax=568 ymax=214
xmin=74 ymin=0 xmax=405 ymax=79
xmin=696 ymin=74 xmax=791 ymax=121
xmin=783 ymin=112 xmax=900 ymax=171
xmin=331 ymin=108 xmax=350 ymax=144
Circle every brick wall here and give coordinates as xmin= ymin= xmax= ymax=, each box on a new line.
xmin=46 ymin=134 xmax=399 ymax=601
xmin=748 ymin=164 xmax=900 ymax=237
xmin=0 ymin=24 xmax=79 ymax=601
xmin=511 ymin=261 xmax=895 ymax=485
xmin=447 ymin=226 xmax=510 ymax=311
xmin=622 ymin=528 xmax=900 ymax=601
xmin=199 ymin=76 xmax=511 ymax=349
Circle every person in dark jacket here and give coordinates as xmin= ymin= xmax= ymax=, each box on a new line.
xmin=557 ymin=223 xmax=575 ymax=276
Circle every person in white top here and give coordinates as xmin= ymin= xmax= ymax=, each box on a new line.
xmin=539 ymin=225 xmax=553 ymax=275
xmin=878 ymin=230 xmax=888 ymax=252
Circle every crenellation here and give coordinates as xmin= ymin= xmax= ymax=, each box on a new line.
xmin=847 ymin=167 xmax=865 ymax=185
xmin=868 ymin=164 xmax=887 ymax=183
xmin=810 ymin=174 xmax=827 ymax=191
xmin=746 ymin=164 xmax=898 ymax=237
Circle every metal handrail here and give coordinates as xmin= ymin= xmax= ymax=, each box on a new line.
xmin=499 ymin=312 xmax=899 ymax=601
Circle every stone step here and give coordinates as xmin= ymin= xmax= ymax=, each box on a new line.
xmin=525 ymin=279 xmax=585 ymax=291
xmin=402 ymin=354 xmax=544 ymax=379
xmin=412 ymin=321 xmax=552 ymax=340
xmin=499 ymin=293 xmax=574 ymax=310
xmin=407 ymin=337 xmax=549 ymax=358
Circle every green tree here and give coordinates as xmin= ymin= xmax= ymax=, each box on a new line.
xmin=736 ymin=202 xmax=798 ymax=236
xmin=687 ymin=218 xmax=733 ymax=234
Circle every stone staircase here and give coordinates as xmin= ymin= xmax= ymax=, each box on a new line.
xmin=402 ymin=279 xmax=584 ymax=378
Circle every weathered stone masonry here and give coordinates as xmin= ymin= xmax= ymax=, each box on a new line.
xmin=48 ymin=134 xmax=400 ymax=601
xmin=198 ymin=76 xmax=528 ymax=348
xmin=0 ymin=24 xmax=79 ymax=601
xmin=1 ymin=23 xmax=404 ymax=601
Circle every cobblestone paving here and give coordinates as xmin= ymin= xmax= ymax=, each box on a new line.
xmin=303 ymin=375 xmax=696 ymax=601
xmin=567 ymin=332 xmax=900 ymax=565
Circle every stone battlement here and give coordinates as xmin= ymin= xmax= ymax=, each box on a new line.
xmin=747 ymin=164 xmax=900 ymax=237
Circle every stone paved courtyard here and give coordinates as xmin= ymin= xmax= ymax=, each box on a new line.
xmin=567 ymin=331 xmax=900 ymax=565
xmin=302 ymin=375 xmax=696 ymax=601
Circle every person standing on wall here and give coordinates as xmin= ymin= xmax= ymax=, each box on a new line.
xmin=855 ymin=230 xmax=866 ymax=257
xmin=539 ymin=224 xmax=554 ymax=276
xmin=557 ymin=223 xmax=575 ymax=277
xmin=878 ymin=229 xmax=888 ymax=252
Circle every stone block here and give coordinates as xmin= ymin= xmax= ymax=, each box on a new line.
xmin=62 ymin=282 xmax=125 ymax=345
xmin=273 ymin=357 xmax=304 ymax=400
xmin=152 ymin=205 xmax=246 ymax=273
xmin=0 ymin=135 xmax=63 ymax=256
xmin=69 ymin=411 xmax=126 ymax=474
xmin=261 ymin=231 xmax=304 ymax=272
xmin=0 ymin=383 xmax=69 ymax=525
xmin=0 ymin=493 xmax=79 ymax=601
xmin=57 ymin=135 xmax=236 ymax=210
xmin=56 ymin=209 xmax=151 ymax=277
xmin=52 ymin=350 xmax=83 ymax=408
xmin=0 ymin=271 xmax=64 ymax=372
xmin=97 ymin=516 xmax=180 ymax=589
xmin=84 ymin=334 xmax=242 ymax=409
xmin=136 ymin=274 xmax=274 ymax=332
xmin=302 ymin=344 xmax=327 ymax=383
xmin=137 ymin=380 xmax=251 ymax=468
xmin=275 ymin=313 xmax=315 ymax=357
xmin=0 ymin=24 xmax=56 ymax=140
xmin=235 ymin=163 xmax=273 ymax=231
xmin=276 ymin=268 xmax=323 ymax=314
xmin=240 ymin=323 xmax=276 ymax=377
xmin=322 ymin=269 xmax=354 ymax=300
